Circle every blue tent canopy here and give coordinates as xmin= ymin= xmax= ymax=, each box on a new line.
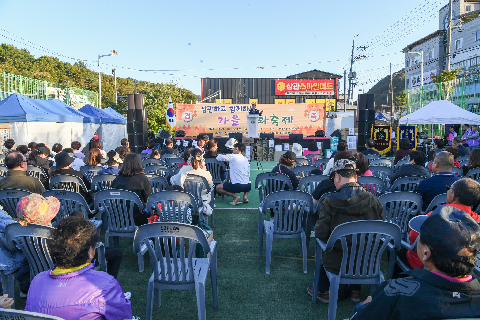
xmin=0 ymin=94 xmax=84 ymax=123
xmin=103 ymin=107 xmax=126 ymax=121
xmin=80 ymin=104 xmax=126 ymax=124
xmin=37 ymin=99 xmax=101 ymax=124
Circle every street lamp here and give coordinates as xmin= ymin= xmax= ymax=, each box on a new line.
xmin=98 ymin=50 xmax=119 ymax=108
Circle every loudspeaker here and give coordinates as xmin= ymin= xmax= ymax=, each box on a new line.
xmin=176 ymin=130 xmax=186 ymax=137
xmin=127 ymin=110 xmax=135 ymax=123
xmin=260 ymin=133 xmax=274 ymax=139
xmin=289 ymin=134 xmax=303 ymax=141
xmin=331 ymin=129 xmax=342 ymax=138
xmin=315 ymin=130 xmax=325 ymax=137
xmin=358 ymin=109 xmax=375 ymax=122
xmin=358 ymin=94 xmax=375 ymax=110
xmin=134 ymin=94 xmax=144 ymax=110
xmin=229 ymin=133 xmax=243 ymax=141
xmin=157 ymin=129 xmax=171 ymax=140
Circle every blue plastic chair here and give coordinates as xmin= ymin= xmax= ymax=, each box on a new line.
xmin=183 ymin=174 xmax=214 ymax=227
xmin=144 ymin=165 xmax=173 ymax=180
xmin=149 ymin=176 xmax=170 ymax=194
xmin=298 ymin=175 xmax=329 ymax=195
xmin=312 ymin=220 xmax=401 ymax=320
xmin=146 ymin=190 xmax=198 ymax=224
xmin=0 ymin=189 xmax=32 ymax=219
xmin=315 ymin=158 xmax=330 ymax=171
xmin=390 ymin=176 xmax=425 ymax=192
xmin=292 ymin=165 xmax=317 ymax=178
xmin=254 ymin=172 xmax=291 ymax=209
xmin=133 ymin=222 xmax=218 ymax=320
xmin=259 ymin=190 xmax=313 ymax=274
xmin=80 ymin=165 xmax=102 ymax=183
xmin=465 ymin=168 xmax=480 ymax=180
xmin=379 ymin=192 xmax=422 ymax=241
xmin=90 ymin=174 xmax=116 ymax=193
xmin=422 ymin=193 xmax=448 ymax=214
xmin=364 ymin=154 xmax=379 ymax=164
xmin=305 ymin=154 xmax=322 ymax=166
xmin=369 ymin=165 xmax=393 ymax=189
xmin=357 ymin=176 xmax=386 ymax=196
xmin=142 ymin=159 xmax=165 ymax=168
xmin=0 ymin=309 xmax=64 ymax=319
xmin=49 ymin=174 xmax=88 ymax=194
xmin=370 ymin=159 xmax=393 ymax=168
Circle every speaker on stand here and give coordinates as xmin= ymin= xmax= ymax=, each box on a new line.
xmin=357 ymin=94 xmax=375 ymax=152
xmin=127 ymin=94 xmax=147 ymax=153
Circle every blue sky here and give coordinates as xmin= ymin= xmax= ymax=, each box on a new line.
xmin=0 ymin=0 xmax=444 ymax=98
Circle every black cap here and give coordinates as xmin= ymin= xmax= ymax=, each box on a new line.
xmin=283 ymin=151 xmax=297 ymax=161
xmin=37 ymin=147 xmax=50 ymax=156
xmin=54 ymin=152 xmax=74 ymax=169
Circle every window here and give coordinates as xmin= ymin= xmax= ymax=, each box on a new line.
xmin=466 ymin=5 xmax=472 ymax=11
xmin=406 ymin=59 xmax=412 ymax=67
xmin=456 ymin=38 xmax=463 ymax=50
xmin=428 ymin=49 xmax=435 ymax=60
xmin=477 ymin=30 xmax=480 ymax=41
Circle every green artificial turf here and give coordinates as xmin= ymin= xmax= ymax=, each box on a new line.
xmin=13 ymin=160 xmax=385 ymax=319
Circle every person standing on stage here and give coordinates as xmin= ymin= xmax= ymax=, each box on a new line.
xmin=448 ymin=126 xmax=458 ymax=145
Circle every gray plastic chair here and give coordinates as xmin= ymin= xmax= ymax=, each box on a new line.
xmin=142 ymin=159 xmax=165 ymax=168
xmin=390 ymin=176 xmax=425 ymax=192
xmin=315 ymin=158 xmax=330 ymax=171
xmin=423 ymin=193 xmax=448 ymax=214
xmin=49 ymin=174 xmax=88 ymax=194
xmin=312 ymin=220 xmax=401 ymax=320
xmin=150 ymin=176 xmax=170 ymax=194
xmin=296 ymin=158 xmax=309 ymax=166
xmin=298 ymin=175 xmax=329 ymax=195
xmin=474 ymin=253 xmax=480 ymax=278
xmin=90 ymin=174 xmax=116 ymax=193
xmin=394 ymin=159 xmax=409 ymax=172
xmin=370 ymin=159 xmax=393 ymax=168
xmin=42 ymin=190 xmax=102 ymax=230
xmin=80 ymin=165 xmax=102 ymax=183
xmin=365 ymin=154 xmax=380 ymax=164
xmin=379 ymin=192 xmax=422 ymax=241
xmin=292 ymin=165 xmax=317 ymax=178
xmin=26 ymin=165 xmax=47 ymax=182
xmin=357 ymin=176 xmax=386 ymax=196
xmin=369 ymin=165 xmax=393 ymax=188
xmin=425 ymin=160 xmax=434 ymax=168
xmin=0 ymin=309 xmax=64 ymax=319
xmin=259 ymin=190 xmax=313 ymax=274
xmin=466 ymin=168 xmax=480 ymax=180
xmin=254 ymin=172 xmax=291 ymax=208
xmin=0 ymin=165 xmax=7 ymax=177
xmin=4 ymin=223 xmax=106 ymax=307
xmin=457 ymin=155 xmax=469 ymax=163
xmin=183 ymin=174 xmax=214 ymax=227
xmin=204 ymin=158 xmax=227 ymax=184
xmin=146 ymin=190 xmax=198 ymax=224
xmin=161 ymin=153 xmax=181 ymax=160
xmin=133 ymin=222 xmax=218 ymax=320
xmin=144 ymin=165 xmax=173 ymax=179
xmin=451 ymin=166 xmax=463 ymax=177
xmin=94 ymin=189 xmax=148 ymax=272
xmin=139 ymin=153 xmax=150 ymax=159
xmin=0 ymin=189 xmax=32 ymax=218
xmin=305 ymin=154 xmax=322 ymax=166
xmin=164 ymin=157 xmax=184 ymax=169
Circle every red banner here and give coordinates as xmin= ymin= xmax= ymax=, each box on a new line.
xmin=275 ymin=80 xmax=335 ymax=96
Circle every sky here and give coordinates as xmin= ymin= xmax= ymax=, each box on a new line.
xmin=0 ymin=0 xmax=445 ymax=100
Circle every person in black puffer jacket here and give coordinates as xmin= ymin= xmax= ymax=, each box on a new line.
xmin=271 ymin=151 xmax=299 ymax=190
xmin=391 ymin=150 xmax=430 ymax=183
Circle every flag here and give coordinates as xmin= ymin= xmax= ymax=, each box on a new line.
xmin=166 ymin=96 xmax=176 ymax=130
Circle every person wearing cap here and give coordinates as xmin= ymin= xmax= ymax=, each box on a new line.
xmin=416 ymin=151 xmax=459 ymax=211
xmin=405 ymin=178 xmax=480 ymax=269
xmin=0 ymin=152 xmax=45 ymax=194
xmin=98 ymin=151 xmax=123 ymax=175
xmin=27 ymin=146 xmax=51 ymax=173
xmin=308 ymin=158 xmax=384 ymax=304
xmin=216 ymin=141 xmax=251 ymax=205
xmin=351 ymin=206 xmax=480 ymax=320
xmin=51 ymin=152 xmax=91 ymax=203
xmin=25 ymin=216 xmax=133 ymax=320
xmin=272 ymin=151 xmax=300 ymax=191
xmin=160 ymin=138 xmax=180 ymax=156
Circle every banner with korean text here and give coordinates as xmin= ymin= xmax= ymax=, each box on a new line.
xmin=176 ymin=103 xmax=326 ymax=137
xmin=275 ymin=80 xmax=336 ymax=96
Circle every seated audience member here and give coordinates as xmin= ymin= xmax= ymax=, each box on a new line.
xmin=406 ymin=178 xmax=480 ymax=269
xmin=308 ymin=159 xmax=384 ymax=303
xmin=427 ymin=150 xmax=437 ymax=163
xmin=391 ymin=150 xmax=430 ymax=183
xmin=27 ymin=142 xmax=36 ymax=154
xmin=196 ymin=134 xmax=209 ymax=154
xmin=160 ymin=138 xmax=180 ymax=156
xmin=361 ymin=139 xmax=380 ymax=156
xmin=25 ymin=216 xmax=132 ymax=320
xmin=98 ymin=151 xmax=123 ymax=175
xmin=51 ymin=152 xmax=91 ymax=202
xmin=353 ymin=153 xmax=372 ymax=176
xmin=445 ymin=146 xmax=461 ymax=168
xmin=116 ymin=138 xmax=129 ymax=152
xmin=150 ymin=148 xmax=162 ymax=159
xmin=147 ymin=128 xmax=155 ymax=140
xmin=177 ymin=148 xmax=191 ymax=167
xmin=394 ymin=138 xmax=412 ymax=165
xmin=27 ymin=146 xmax=50 ymax=172
xmin=60 ymin=148 xmax=84 ymax=171
xmin=0 ymin=152 xmax=45 ymax=194
xmin=462 ymin=148 xmax=480 ymax=176
xmin=329 ymin=139 xmax=348 ymax=160
xmin=303 ymin=140 xmax=321 ymax=157
xmin=170 ymin=148 xmax=214 ymax=202
xmin=351 ymin=206 xmax=480 ymax=320
xmin=204 ymin=139 xmax=219 ymax=159
xmin=116 ymin=146 xmax=130 ymax=161
xmin=433 ymin=139 xmax=444 ymax=152
xmin=90 ymin=140 xmax=107 ymax=159
xmin=453 ymin=136 xmax=471 ymax=157
xmin=112 ymin=153 xmax=151 ymax=225
xmin=416 ymin=151 xmax=459 ymax=211
xmin=16 ymin=145 xmax=28 ymax=156
xmin=85 ymin=148 xmax=105 ymax=168
xmin=272 ymin=151 xmax=299 ymax=190
xmin=4 ymin=139 xmax=15 ymax=154
xmin=323 ymin=141 xmax=351 ymax=175
xmin=216 ymin=142 xmax=251 ymax=205
xmin=141 ymin=139 xmax=156 ymax=155
xmin=51 ymin=143 xmax=62 ymax=156
xmin=71 ymin=141 xmax=84 ymax=160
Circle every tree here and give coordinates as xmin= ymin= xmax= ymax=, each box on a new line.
xmin=431 ymin=69 xmax=461 ymax=100
xmin=395 ymin=91 xmax=407 ymax=107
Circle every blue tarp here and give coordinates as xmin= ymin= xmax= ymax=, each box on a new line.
xmin=103 ymin=107 xmax=127 ymax=121
xmin=0 ymin=94 xmax=84 ymax=123
xmin=80 ymin=104 xmax=126 ymax=124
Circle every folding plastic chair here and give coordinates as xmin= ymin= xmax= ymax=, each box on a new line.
xmin=259 ymin=190 xmax=313 ymax=274
xmin=422 ymin=193 xmax=447 ymax=214
xmin=133 ymin=222 xmax=218 ymax=320
xmin=357 ymin=176 xmax=386 ymax=196
xmin=94 ymin=189 xmax=148 ymax=272
xmin=80 ymin=165 xmax=102 ymax=183
xmin=0 ymin=189 xmax=32 ymax=218
xmin=312 ymin=220 xmax=401 ymax=320
xmin=0 ymin=308 xmax=64 ymax=319
xmin=150 ymin=176 xmax=170 ymax=194
xmin=298 ymin=175 xmax=329 ymax=195
xmin=390 ymin=176 xmax=425 ymax=192
xmin=292 ymin=165 xmax=317 ymax=178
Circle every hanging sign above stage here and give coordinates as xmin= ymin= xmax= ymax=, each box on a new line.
xmin=274 ymin=80 xmax=336 ymax=96
xmin=176 ymin=103 xmax=326 ymax=137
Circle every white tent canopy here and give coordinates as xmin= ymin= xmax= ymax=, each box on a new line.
xmin=399 ymin=100 xmax=480 ymax=124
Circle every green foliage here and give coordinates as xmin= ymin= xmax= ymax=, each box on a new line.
xmin=0 ymin=43 xmax=196 ymax=133
xmin=366 ymin=68 xmax=405 ymax=107
xmin=431 ymin=69 xmax=461 ymax=83
xmin=395 ymin=91 xmax=407 ymax=106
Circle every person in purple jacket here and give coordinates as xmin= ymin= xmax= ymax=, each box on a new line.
xmin=25 ymin=216 xmax=132 ymax=320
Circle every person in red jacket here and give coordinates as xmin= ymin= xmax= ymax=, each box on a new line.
xmin=406 ymin=178 xmax=480 ymax=269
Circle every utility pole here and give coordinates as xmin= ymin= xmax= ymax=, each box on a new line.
xmin=390 ymin=63 xmax=394 ymax=124
xmin=347 ymin=39 xmax=355 ymax=103
xmin=344 ymin=70 xmax=347 ymax=112
xmin=446 ymin=0 xmax=454 ymax=71
xmin=112 ymin=68 xmax=117 ymax=105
